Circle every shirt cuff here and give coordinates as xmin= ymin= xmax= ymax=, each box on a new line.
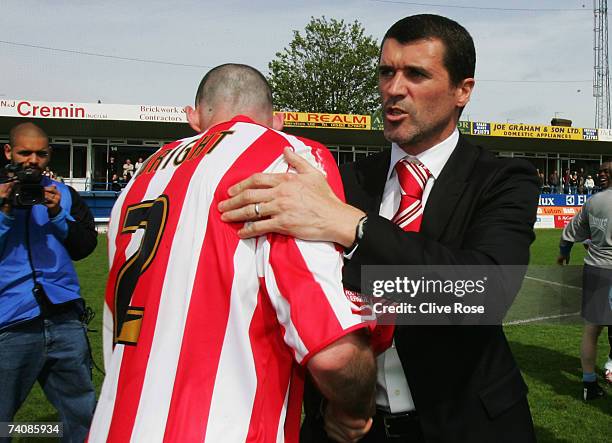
xmin=49 ymin=207 xmax=69 ymax=239
xmin=0 ymin=209 xmax=14 ymax=231
xmin=343 ymin=243 xmax=359 ymax=259
xmin=343 ymin=215 xmax=368 ymax=259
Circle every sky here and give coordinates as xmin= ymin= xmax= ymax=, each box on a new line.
xmin=1 ymin=0 xmax=605 ymax=128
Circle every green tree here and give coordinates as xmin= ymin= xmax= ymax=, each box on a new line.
xmin=268 ymin=16 xmax=380 ymax=115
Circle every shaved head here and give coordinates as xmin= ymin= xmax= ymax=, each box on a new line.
xmin=9 ymin=122 xmax=48 ymax=146
xmin=195 ymin=64 xmax=273 ymax=115
xmin=599 ymin=162 xmax=611 ymax=189
xmin=185 ymin=63 xmax=283 ymax=133
xmin=5 ymin=122 xmax=51 ymax=171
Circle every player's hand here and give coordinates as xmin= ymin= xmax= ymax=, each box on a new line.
xmin=556 ymin=255 xmax=570 ymax=265
xmin=218 ymin=148 xmax=364 ymax=247
xmin=323 ymin=403 xmax=372 ymax=443
xmin=44 ymin=185 xmax=62 ymax=217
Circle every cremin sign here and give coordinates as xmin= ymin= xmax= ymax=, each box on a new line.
xmin=0 ymin=99 xmax=372 ymax=130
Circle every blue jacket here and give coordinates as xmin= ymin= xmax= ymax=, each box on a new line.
xmin=0 ymin=177 xmax=97 ymax=329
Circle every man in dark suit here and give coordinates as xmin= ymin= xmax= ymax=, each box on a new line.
xmin=219 ymin=14 xmax=539 ymax=443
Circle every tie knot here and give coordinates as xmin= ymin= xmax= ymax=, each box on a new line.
xmin=395 ymin=159 xmax=431 ymax=198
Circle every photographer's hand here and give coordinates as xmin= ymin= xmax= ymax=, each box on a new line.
xmin=0 ymin=182 xmax=14 ymax=215
xmin=44 ymin=185 xmax=61 ymax=217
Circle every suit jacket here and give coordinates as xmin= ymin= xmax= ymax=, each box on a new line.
xmin=302 ymin=136 xmax=539 ymax=443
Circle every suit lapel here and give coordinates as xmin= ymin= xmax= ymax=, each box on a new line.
xmin=354 ymin=149 xmax=391 ymax=213
xmin=421 ymin=136 xmax=479 ymax=240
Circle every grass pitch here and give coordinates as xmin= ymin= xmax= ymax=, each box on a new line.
xmin=12 ymin=230 xmax=612 ymax=442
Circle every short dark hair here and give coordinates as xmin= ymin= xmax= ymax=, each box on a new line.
xmin=194 ymin=63 xmax=272 ymax=109
xmin=383 ymin=14 xmax=476 ymax=86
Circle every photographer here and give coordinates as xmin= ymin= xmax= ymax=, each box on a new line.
xmin=0 ymin=123 xmax=96 ymax=442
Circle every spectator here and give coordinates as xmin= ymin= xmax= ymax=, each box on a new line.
xmin=578 ymin=168 xmax=586 ymax=194
xmin=585 ymin=175 xmax=595 ymax=195
xmin=0 ymin=122 xmax=97 ymax=441
xmin=122 ymin=158 xmax=134 ymax=180
xmin=607 ymin=328 xmax=612 ymax=384
xmin=563 ymin=169 xmax=571 ymax=193
xmin=43 ymin=166 xmax=56 ymax=180
xmin=558 ymin=162 xmax=612 ymax=400
xmin=538 ymin=171 xmax=545 ymax=193
xmin=134 ymin=157 xmax=144 ymax=173
xmin=110 ymin=173 xmax=122 ymax=192
xmin=107 ymin=156 xmax=118 ymax=177
xmin=569 ymin=172 xmax=578 ymax=195
xmin=107 ymin=156 xmax=118 ymax=190
xmin=604 ymin=328 xmax=612 ymax=384
xmin=549 ymin=170 xmax=560 ymax=194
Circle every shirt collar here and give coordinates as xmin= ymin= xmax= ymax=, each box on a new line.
xmin=229 ymin=115 xmax=256 ymax=124
xmin=387 ymin=128 xmax=459 ymax=180
xmin=206 ymin=115 xmax=258 ymax=134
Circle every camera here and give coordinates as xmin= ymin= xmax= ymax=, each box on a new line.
xmin=3 ymin=163 xmax=45 ymax=207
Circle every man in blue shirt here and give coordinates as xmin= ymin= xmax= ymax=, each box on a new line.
xmin=0 ymin=122 xmax=97 ymax=442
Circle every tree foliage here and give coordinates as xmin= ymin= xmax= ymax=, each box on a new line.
xmin=268 ymin=16 xmax=380 ymax=115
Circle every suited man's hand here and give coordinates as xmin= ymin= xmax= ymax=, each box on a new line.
xmin=323 ymin=403 xmax=372 ymax=443
xmin=218 ymin=148 xmax=365 ymax=246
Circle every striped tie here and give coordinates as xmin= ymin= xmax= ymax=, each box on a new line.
xmin=369 ymin=159 xmax=432 ymax=355
xmin=392 ymin=159 xmax=431 ymax=232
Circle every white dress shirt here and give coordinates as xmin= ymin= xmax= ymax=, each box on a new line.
xmin=375 ymin=129 xmax=459 ymax=412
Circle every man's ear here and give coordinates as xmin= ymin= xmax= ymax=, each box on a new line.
xmin=185 ymin=106 xmax=202 ymax=133
xmin=4 ymin=144 xmax=11 ymax=161
xmin=455 ymin=78 xmax=475 ymax=108
xmin=272 ymin=112 xmax=284 ymax=131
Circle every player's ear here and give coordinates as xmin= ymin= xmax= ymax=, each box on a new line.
xmin=4 ymin=144 xmax=12 ymax=161
xmin=272 ymin=112 xmax=284 ymax=131
xmin=185 ymin=106 xmax=202 ymax=133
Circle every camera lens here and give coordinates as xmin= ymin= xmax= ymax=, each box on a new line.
xmin=13 ymin=184 xmax=45 ymax=207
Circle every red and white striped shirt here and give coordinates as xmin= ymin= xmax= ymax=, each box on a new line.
xmin=89 ymin=115 xmax=367 ymax=443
